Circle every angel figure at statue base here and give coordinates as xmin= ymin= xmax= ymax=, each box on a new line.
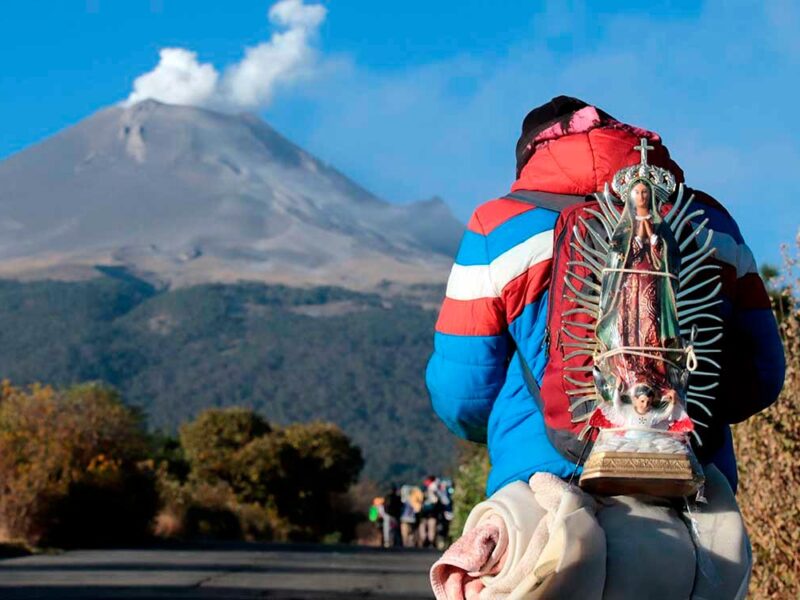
xmin=588 ymin=382 xmax=694 ymax=437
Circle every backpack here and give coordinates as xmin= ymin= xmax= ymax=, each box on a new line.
xmin=503 ymin=190 xmax=598 ymax=462
xmin=507 ymin=187 xmax=723 ymax=465
xmin=368 ymin=504 xmax=380 ymax=523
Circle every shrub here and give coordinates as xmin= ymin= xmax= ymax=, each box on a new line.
xmin=230 ymin=432 xmax=298 ymax=504
xmin=179 ymin=407 xmax=271 ymax=485
xmin=734 ymin=233 xmax=800 ymax=599
xmin=160 ymin=409 xmax=364 ymax=543
xmin=277 ymin=421 xmax=364 ymax=541
xmin=281 ymin=422 xmax=364 ymax=494
xmin=0 ymin=382 xmax=157 ymax=547
xmin=42 ymin=466 xmax=159 ymax=548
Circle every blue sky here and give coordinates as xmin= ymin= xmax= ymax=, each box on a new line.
xmin=1 ymin=0 xmax=798 ymax=267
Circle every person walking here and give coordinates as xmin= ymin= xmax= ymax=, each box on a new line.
xmin=399 ymin=485 xmax=420 ymax=547
xmin=382 ymin=485 xmax=403 ymax=548
xmin=426 ymin=96 xmax=785 ymax=598
xmin=419 ymin=476 xmax=441 ymax=548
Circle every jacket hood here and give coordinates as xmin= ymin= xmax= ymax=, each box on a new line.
xmin=512 ymin=96 xmax=684 ymax=196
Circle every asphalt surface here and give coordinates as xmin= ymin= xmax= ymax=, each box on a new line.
xmin=0 ymin=542 xmax=439 ymax=599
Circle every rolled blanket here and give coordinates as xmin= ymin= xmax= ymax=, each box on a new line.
xmin=431 ymin=465 xmax=750 ymax=600
xmin=431 ymin=474 xmax=605 ymax=600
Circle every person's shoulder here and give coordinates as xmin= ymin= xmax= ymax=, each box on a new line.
xmin=685 ymin=187 xmax=761 ymax=282
xmin=686 ymin=187 xmax=744 ymax=244
xmin=467 ymin=194 xmax=559 ymax=237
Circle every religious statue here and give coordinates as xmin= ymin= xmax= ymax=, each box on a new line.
xmin=589 ymin=383 xmax=693 ymax=437
xmin=566 ymin=139 xmax=716 ymax=497
xmin=592 ymin=175 xmax=686 ymax=408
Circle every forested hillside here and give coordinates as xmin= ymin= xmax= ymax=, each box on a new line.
xmin=0 ymin=272 xmax=454 ymax=483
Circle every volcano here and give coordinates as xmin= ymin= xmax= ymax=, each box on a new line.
xmin=0 ymin=100 xmax=462 ymax=289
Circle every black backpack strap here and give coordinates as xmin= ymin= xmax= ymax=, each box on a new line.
xmin=503 ymin=190 xmax=589 ymax=213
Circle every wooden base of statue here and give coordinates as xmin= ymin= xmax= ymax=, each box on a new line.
xmin=579 ymin=451 xmax=704 ymax=498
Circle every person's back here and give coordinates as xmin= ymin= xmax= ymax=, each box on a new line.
xmin=384 ymin=487 xmax=403 ymax=520
xmin=419 ymin=477 xmax=441 ymax=547
xmin=426 ymin=96 xmax=785 ymax=497
xmin=381 ymin=486 xmax=403 ymax=548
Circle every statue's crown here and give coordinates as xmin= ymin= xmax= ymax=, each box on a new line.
xmin=611 ymin=138 xmax=677 ymax=197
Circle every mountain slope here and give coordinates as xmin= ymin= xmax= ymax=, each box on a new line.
xmin=0 ymin=100 xmax=462 ymax=289
xmin=0 ymin=275 xmax=454 ymax=483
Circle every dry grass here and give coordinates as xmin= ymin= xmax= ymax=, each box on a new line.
xmin=733 ymin=233 xmax=800 ymax=599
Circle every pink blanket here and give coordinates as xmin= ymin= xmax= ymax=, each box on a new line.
xmin=429 ymin=518 xmax=505 ymax=600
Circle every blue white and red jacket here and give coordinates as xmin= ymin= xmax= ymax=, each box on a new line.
xmin=426 ymin=103 xmax=785 ymax=496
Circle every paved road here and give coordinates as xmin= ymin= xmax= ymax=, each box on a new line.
xmin=0 ymin=543 xmax=439 ymax=599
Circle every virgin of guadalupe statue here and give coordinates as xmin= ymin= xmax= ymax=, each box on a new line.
xmin=576 ymin=140 xmax=709 ymax=497
xmin=593 ymin=178 xmax=686 ymax=407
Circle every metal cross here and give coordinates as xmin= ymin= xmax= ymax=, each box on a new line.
xmin=634 ymin=138 xmax=654 ymax=165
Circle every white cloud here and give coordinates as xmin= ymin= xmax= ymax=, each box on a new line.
xmin=126 ymin=48 xmax=219 ymax=108
xmin=268 ymin=0 xmax=326 ymax=29
xmin=124 ymin=0 xmax=326 ymax=111
xmin=264 ymin=0 xmax=797 ymax=266
xmin=120 ymin=0 xmax=796 ymax=264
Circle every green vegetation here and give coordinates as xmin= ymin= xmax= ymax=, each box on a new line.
xmin=156 ymin=407 xmax=364 ymax=542
xmin=0 ymin=276 xmax=455 ymax=484
xmin=0 ymin=385 xmax=367 ymax=547
xmin=450 ymin=441 xmax=490 ymax=538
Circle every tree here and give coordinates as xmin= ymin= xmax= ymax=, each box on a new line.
xmin=277 ymin=421 xmax=364 ymax=540
xmin=231 ymin=431 xmax=298 ymax=504
xmin=282 ymin=421 xmax=364 ymax=495
xmin=179 ymin=407 xmax=271 ymax=485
